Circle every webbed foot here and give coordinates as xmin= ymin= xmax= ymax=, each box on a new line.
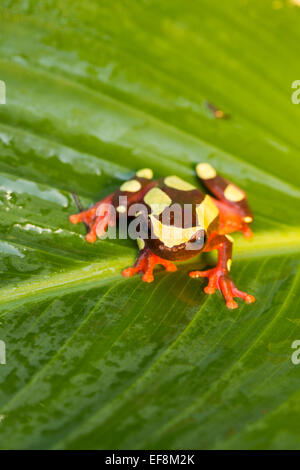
xmin=122 ymin=247 xmax=177 ymax=283
xmin=189 ymin=267 xmax=255 ymax=309
xmin=69 ymin=194 xmax=115 ymax=243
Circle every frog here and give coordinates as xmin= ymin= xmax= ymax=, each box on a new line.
xmin=69 ymin=164 xmax=255 ymax=309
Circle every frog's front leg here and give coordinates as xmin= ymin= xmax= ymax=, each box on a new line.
xmin=122 ymin=246 xmax=177 ymax=283
xmin=69 ymin=168 xmax=155 ymax=243
xmin=189 ymin=234 xmax=255 ymax=309
xmin=69 ymin=193 xmax=115 ymax=243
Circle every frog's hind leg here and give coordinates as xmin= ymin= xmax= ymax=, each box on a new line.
xmin=69 ymin=193 xmax=115 ymax=243
xmin=122 ymin=246 xmax=177 ymax=283
xmin=195 ymin=163 xmax=254 ymax=238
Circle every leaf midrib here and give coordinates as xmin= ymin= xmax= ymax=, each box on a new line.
xmin=0 ymin=227 xmax=299 ymax=310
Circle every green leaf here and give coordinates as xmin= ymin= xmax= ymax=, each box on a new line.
xmin=0 ymin=0 xmax=300 ymax=450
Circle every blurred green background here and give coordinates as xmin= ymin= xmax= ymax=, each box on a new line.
xmin=0 ymin=0 xmax=299 ymax=449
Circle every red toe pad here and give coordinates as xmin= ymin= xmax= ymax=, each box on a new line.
xmin=190 ymin=267 xmax=255 ymax=308
xmin=122 ymin=248 xmax=177 ymax=282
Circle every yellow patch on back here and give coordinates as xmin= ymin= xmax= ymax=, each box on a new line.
xmin=120 ymin=180 xmax=142 ymax=192
xmin=137 ymin=238 xmax=145 ymax=250
xmin=136 ymin=168 xmax=153 ymax=179
xmin=164 ymin=175 xmax=196 ymax=191
xmin=196 ymin=163 xmax=217 ymax=180
xmin=196 ymin=195 xmax=219 ymax=230
xmin=243 ymin=216 xmax=253 ymax=223
xmin=149 ymin=214 xmax=199 ymax=248
xmin=224 ymin=184 xmax=244 ymax=202
xmin=144 ymin=187 xmax=172 ymax=215
xmin=227 ymin=259 xmax=232 ymax=271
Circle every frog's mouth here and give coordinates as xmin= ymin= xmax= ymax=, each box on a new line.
xmin=149 ymin=214 xmax=204 ymax=249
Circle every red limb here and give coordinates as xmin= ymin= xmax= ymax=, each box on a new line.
xmin=69 ymin=172 xmax=157 ymax=243
xmin=69 ymin=194 xmax=115 ymax=243
xmin=213 ymin=199 xmax=254 ymax=238
xmin=189 ymin=234 xmax=255 ymax=309
xmin=196 ymin=164 xmax=254 ymax=238
xmin=122 ymin=247 xmax=177 ymax=283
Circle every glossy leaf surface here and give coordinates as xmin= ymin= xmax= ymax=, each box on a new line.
xmin=0 ymin=0 xmax=299 ymax=450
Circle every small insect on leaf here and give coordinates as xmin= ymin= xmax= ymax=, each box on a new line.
xmin=205 ymin=100 xmax=230 ymax=119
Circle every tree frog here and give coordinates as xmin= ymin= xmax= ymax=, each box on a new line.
xmin=69 ymin=164 xmax=255 ymax=309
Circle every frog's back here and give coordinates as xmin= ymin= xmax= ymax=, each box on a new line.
xmin=141 ymin=175 xmax=219 ymax=261
xmin=142 ymin=175 xmax=205 ymax=215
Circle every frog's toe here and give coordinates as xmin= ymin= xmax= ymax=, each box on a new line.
xmin=85 ymin=232 xmax=97 ymax=243
xmin=122 ymin=248 xmax=177 ymax=282
xmin=164 ymin=263 xmax=177 ymax=272
xmin=189 ymin=269 xmax=212 ymax=278
xmin=231 ymin=286 xmax=255 ymax=304
xmin=69 ymin=213 xmax=82 ymax=224
xmin=204 ymin=285 xmax=216 ymax=294
xmin=142 ymin=272 xmax=154 ymax=283
xmin=226 ymin=299 xmax=238 ymax=309
xmin=122 ymin=267 xmax=139 ymax=278
xmin=190 ymin=266 xmax=255 ymax=309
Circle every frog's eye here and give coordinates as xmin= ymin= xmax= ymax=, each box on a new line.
xmin=186 ymin=229 xmax=206 ymax=251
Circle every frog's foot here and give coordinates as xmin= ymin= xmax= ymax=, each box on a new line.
xmin=241 ymin=223 xmax=254 ymax=239
xmin=69 ymin=194 xmax=115 ymax=243
xmin=122 ymin=248 xmax=177 ymax=283
xmin=189 ymin=267 xmax=255 ymax=309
